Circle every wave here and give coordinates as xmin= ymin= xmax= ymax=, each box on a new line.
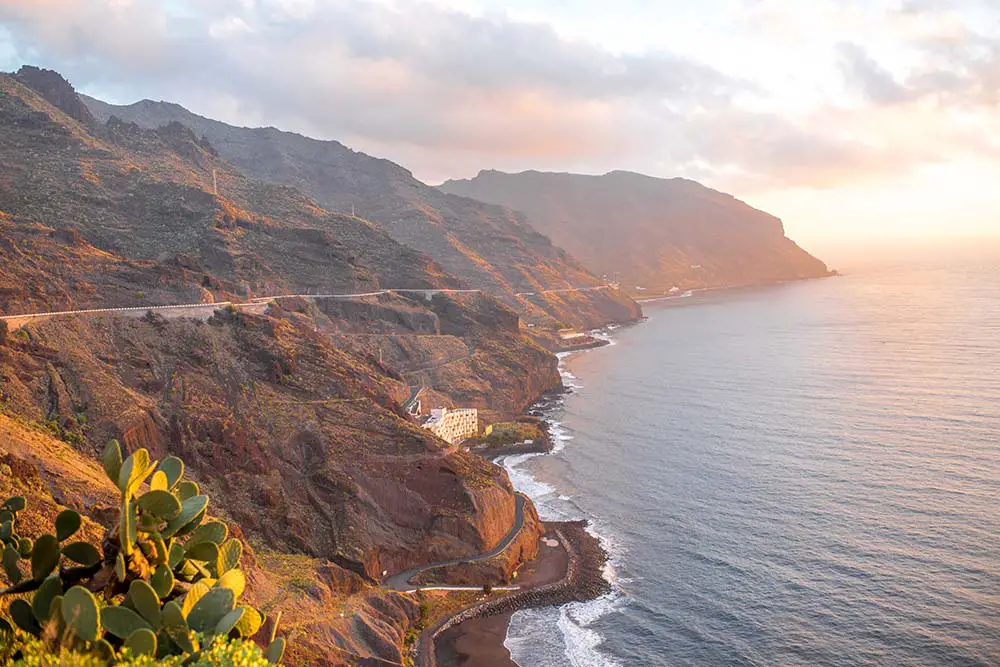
xmin=501 ymin=339 xmax=626 ymax=667
xmin=587 ymin=328 xmax=617 ymax=346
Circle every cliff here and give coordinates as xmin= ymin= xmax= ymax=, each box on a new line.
xmin=0 ymin=412 xmax=427 ymax=666
xmin=81 ymin=96 xmax=642 ymax=329
xmin=0 ymin=67 xmax=568 ymax=664
xmin=440 ymin=169 xmax=832 ymax=295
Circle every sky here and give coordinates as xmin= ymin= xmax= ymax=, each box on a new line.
xmin=1 ymin=0 xmax=999 ymax=258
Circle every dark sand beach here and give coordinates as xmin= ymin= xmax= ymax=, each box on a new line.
xmin=434 ymin=525 xmax=589 ymax=666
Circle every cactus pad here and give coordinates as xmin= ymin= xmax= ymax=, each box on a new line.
xmin=265 ymin=636 xmax=286 ymax=664
xmin=10 ymin=598 xmax=41 ymax=635
xmin=181 ymin=580 xmax=212 ymax=618
xmin=62 ymin=585 xmax=101 ymax=642
xmin=102 ymin=605 xmax=153 ymax=639
xmin=151 ymin=563 xmax=176 ymax=599
xmin=185 ymin=540 xmax=219 ymax=564
xmin=157 ymin=456 xmax=185 ymax=489
xmin=216 ymin=569 xmax=246 ymax=599
xmin=150 ymin=471 xmax=169 ymax=492
xmin=137 ymin=490 xmax=182 ymax=520
xmin=30 ymin=534 xmax=60 ymax=581
xmin=2 ymin=545 xmax=21 ymax=584
xmin=118 ymin=448 xmax=151 ymax=496
xmin=163 ymin=495 xmax=208 ymax=538
xmin=102 ymin=440 xmax=123 ymax=483
xmin=217 ymin=539 xmax=243 ymax=575
xmin=214 ymin=607 xmax=245 ymax=636
xmin=234 ymin=605 xmax=264 ymax=638
xmin=186 ymin=587 xmax=235 ymax=634
xmin=175 ymin=481 xmax=200 ymax=502
xmin=187 ymin=521 xmax=228 ymax=546
xmin=61 ymin=541 xmax=101 ymax=567
xmin=3 ymin=497 xmax=25 ymax=512
xmin=31 ymin=574 xmax=62 ymax=623
xmin=128 ymin=579 xmax=162 ymax=627
xmin=125 ymin=627 xmax=158 ymax=657
xmin=54 ymin=509 xmax=82 ymax=542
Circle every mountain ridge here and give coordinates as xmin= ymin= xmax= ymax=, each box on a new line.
xmin=81 ymin=93 xmax=642 ymax=330
xmin=440 ymin=168 xmax=832 ymax=296
xmin=0 ymin=68 xmax=558 ymax=664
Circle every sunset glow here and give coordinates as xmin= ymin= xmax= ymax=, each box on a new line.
xmin=2 ymin=0 xmax=999 ymax=255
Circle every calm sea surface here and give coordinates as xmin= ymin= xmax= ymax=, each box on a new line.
xmin=503 ymin=253 xmax=1000 ymax=667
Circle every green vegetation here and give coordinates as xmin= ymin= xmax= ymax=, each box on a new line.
xmin=466 ymin=421 xmax=543 ymax=448
xmin=2 ymin=632 xmax=274 ymax=666
xmin=0 ymin=443 xmax=286 ymax=665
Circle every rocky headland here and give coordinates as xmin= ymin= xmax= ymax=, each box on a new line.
xmin=441 ymin=169 xmax=834 ymax=297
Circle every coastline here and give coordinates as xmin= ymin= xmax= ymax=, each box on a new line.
xmin=429 ymin=521 xmax=610 ymax=667
xmin=632 ymin=272 xmax=839 ymax=304
xmin=429 ymin=324 xmax=627 ymax=667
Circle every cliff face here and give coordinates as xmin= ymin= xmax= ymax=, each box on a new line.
xmin=440 ymin=169 xmax=832 ymax=295
xmin=0 ymin=412 xmax=424 ymax=666
xmin=0 ymin=68 xmax=564 ymax=664
xmin=1 ymin=70 xmax=460 ymax=310
xmin=81 ymin=96 xmax=642 ymax=328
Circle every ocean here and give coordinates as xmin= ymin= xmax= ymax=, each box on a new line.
xmin=501 ymin=252 xmax=1000 ymax=667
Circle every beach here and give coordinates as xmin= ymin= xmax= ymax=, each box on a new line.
xmin=431 ymin=521 xmax=607 ymax=666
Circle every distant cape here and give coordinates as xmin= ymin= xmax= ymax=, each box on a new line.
xmin=440 ymin=169 xmax=831 ymax=296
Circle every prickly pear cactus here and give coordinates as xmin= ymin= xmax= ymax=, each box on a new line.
xmin=0 ymin=441 xmax=286 ymax=665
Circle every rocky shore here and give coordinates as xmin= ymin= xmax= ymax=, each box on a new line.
xmin=553 ymin=335 xmax=611 ymax=353
xmin=422 ymin=520 xmax=610 ymax=667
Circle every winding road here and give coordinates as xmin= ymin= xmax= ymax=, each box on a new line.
xmin=384 ymin=493 xmax=528 ymax=593
xmin=0 ymin=284 xmax=616 ymax=330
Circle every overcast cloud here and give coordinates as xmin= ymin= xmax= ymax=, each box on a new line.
xmin=1 ymin=0 xmax=999 ymax=193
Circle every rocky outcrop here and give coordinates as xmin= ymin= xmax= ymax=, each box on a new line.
xmin=441 ymin=169 xmax=832 ymax=295
xmin=412 ymin=501 xmax=545 ymax=586
xmin=13 ymin=65 xmax=96 ymax=126
xmin=0 ymin=310 xmax=534 ymax=579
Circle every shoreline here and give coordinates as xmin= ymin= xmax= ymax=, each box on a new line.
xmin=428 ymin=325 xmax=624 ymax=667
xmin=632 ymin=271 xmax=839 ymax=304
xmin=427 ymin=521 xmax=611 ymax=667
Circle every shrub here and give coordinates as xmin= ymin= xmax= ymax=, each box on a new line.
xmin=0 ymin=442 xmax=286 ymax=664
xmin=2 ymin=632 xmax=274 ymax=666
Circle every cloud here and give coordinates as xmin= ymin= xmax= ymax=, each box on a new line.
xmin=836 ymin=42 xmax=912 ymax=104
xmin=0 ymin=0 xmax=997 ymax=192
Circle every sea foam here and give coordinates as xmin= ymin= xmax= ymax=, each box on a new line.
xmin=502 ymin=339 xmax=625 ymax=667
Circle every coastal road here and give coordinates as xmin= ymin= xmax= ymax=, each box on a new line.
xmin=515 ymin=285 xmax=611 ymax=297
xmin=384 ymin=493 xmax=528 ymax=593
xmin=0 ymin=285 xmax=615 ymax=329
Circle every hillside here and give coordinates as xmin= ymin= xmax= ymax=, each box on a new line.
xmin=0 ymin=67 xmax=557 ymax=664
xmin=440 ymin=170 xmax=832 ymax=296
xmin=82 ymin=95 xmax=641 ymax=329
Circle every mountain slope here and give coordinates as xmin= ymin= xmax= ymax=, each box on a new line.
xmin=0 ymin=66 xmax=549 ymax=595
xmin=82 ymin=96 xmax=641 ymax=328
xmin=1 ymin=68 xmax=459 ymax=313
xmin=440 ymin=169 xmax=832 ymax=296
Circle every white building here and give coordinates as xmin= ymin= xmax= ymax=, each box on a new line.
xmin=423 ymin=408 xmax=478 ymax=445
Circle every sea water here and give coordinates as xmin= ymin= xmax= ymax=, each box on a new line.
xmin=503 ymin=251 xmax=1000 ymax=666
